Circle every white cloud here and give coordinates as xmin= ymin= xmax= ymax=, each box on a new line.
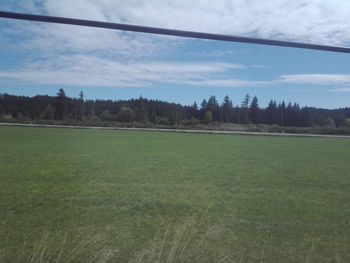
xmin=330 ymin=88 xmax=350 ymax=93
xmin=2 ymin=1 xmax=350 ymax=93
xmin=2 ymin=0 xmax=350 ymax=55
xmin=183 ymin=79 xmax=262 ymax=88
xmin=35 ymin=0 xmax=350 ymax=46
xmin=278 ymin=74 xmax=350 ymax=85
xmin=0 ymin=55 xmax=248 ymax=88
xmin=0 ymin=1 xmax=183 ymax=58
xmin=2 ymin=54 xmax=349 ymax=90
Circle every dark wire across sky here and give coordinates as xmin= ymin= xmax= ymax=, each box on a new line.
xmin=1 ymin=10 xmax=350 ymax=54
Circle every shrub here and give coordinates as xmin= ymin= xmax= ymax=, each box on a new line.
xmin=202 ymin=111 xmax=213 ymax=124
xmin=157 ymin=117 xmax=170 ymax=126
xmin=118 ymin=107 xmax=134 ymax=122
xmin=322 ymin=117 xmax=336 ymax=128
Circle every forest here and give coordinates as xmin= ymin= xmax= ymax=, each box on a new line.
xmin=1 ymin=88 xmax=349 ymax=129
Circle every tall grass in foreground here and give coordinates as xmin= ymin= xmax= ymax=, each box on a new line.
xmin=2 ymin=222 xmax=348 ymax=263
xmin=2 ymin=232 xmax=117 ymax=263
xmin=1 ymin=218 xmax=229 ymax=263
xmin=130 ymin=218 xmax=229 ymax=263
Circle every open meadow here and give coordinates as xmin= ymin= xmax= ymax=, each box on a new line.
xmin=0 ymin=126 xmax=350 ymax=262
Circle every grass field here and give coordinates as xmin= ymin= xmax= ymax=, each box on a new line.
xmin=1 ymin=126 xmax=350 ymax=262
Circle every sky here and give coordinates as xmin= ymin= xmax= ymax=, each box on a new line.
xmin=1 ymin=0 xmax=350 ymax=108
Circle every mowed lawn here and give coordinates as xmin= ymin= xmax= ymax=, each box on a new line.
xmin=0 ymin=126 xmax=350 ymax=262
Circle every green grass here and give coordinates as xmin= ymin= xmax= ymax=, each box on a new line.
xmin=1 ymin=126 xmax=350 ymax=262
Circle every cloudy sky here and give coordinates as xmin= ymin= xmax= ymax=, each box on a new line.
xmin=1 ymin=0 xmax=350 ymax=108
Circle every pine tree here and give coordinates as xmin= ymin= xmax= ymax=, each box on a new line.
xmin=249 ymin=96 xmax=260 ymax=124
xmin=207 ymin=96 xmax=220 ymax=121
xmin=240 ymin=94 xmax=250 ymax=124
xmin=222 ymin=95 xmax=233 ymax=122
xmin=278 ymin=101 xmax=286 ymax=127
xmin=134 ymin=96 xmax=147 ymax=123
xmin=200 ymin=99 xmax=208 ymax=119
xmin=266 ymin=100 xmax=278 ymax=125
xmin=191 ymin=101 xmax=199 ymax=119
xmin=55 ymin=88 xmax=67 ymax=120
xmin=78 ymin=91 xmax=85 ymax=120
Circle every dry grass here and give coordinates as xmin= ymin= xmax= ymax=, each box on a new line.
xmin=2 ymin=232 xmax=117 ymax=263
xmin=130 ymin=217 xmax=229 ymax=263
xmin=1 ymin=218 xmax=229 ymax=263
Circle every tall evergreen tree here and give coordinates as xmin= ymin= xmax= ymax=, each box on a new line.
xmin=55 ymin=88 xmax=67 ymax=120
xmin=249 ymin=96 xmax=260 ymax=124
xmin=240 ymin=94 xmax=250 ymax=124
xmin=278 ymin=101 xmax=286 ymax=127
xmin=207 ymin=96 xmax=220 ymax=121
xmin=134 ymin=96 xmax=147 ymax=123
xmin=222 ymin=95 xmax=234 ymax=122
xmin=200 ymin=99 xmax=208 ymax=119
xmin=190 ymin=101 xmax=199 ymax=119
xmin=233 ymin=106 xmax=240 ymax=123
xmin=78 ymin=90 xmax=85 ymax=121
xmin=265 ymin=100 xmax=278 ymax=125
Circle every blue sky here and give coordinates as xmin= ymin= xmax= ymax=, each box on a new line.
xmin=1 ymin=0 xmax=350 ymax=108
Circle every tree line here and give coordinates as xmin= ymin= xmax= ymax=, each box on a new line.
xmin=0 ymin=88 xmax=349 ymax=128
